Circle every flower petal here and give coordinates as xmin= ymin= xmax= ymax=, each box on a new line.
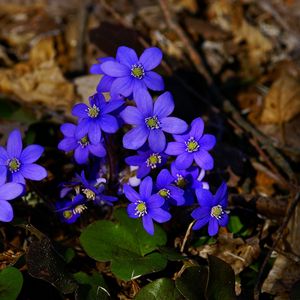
xmin=137 ymin=165 xmax=150 ymax=178
xmin=133 ymin=89 xmax=153 ymax=117
xmin=0 ymin=201 xmax=13 ymax=222
xmin=168 ymin=186 xmax=185 ymax=206
xmin=195 ymin=188 xmax=214 ymax=207
xmin=74 ymin=147 xmax=89 ymax=164
xmin=0 ymin=182 xmax=24 ymax=200
xmin=156 ymin=169 xmax=174 ymax=187
xmin=11 ymin=172 xmax=25 ymax=184
xmin=58 ymin=138 xmax=78 ymax=152
xmin=116 ymin=46 xmax=138 ymax=67
xmin=20 ymin=145 xmax=44 ymax=164
xmin=142 ymin=214 xmax=154 ymax=235
xmin=99 ymin=115 xmax=119 ymax=133
xmin=147 ymin=194 xmax=165 ymax=208
xmin=123 ymin=184 xmax=140 ymax=202
xmin=72 ymin=103 xmax=88 ymax=118
xmin=219 ymin=213 xmax=229 ymax=227
xmin=102 ymin=99 xmax=124 ymax=114
xmin=144 ymin=71 xmax=164 ymax=91
xmin=191 ymin=206 xmax=211 ymax=220
xmin=199 ymin=134 xmax=216 ymax=151
xmin=192 ymin=216 xmax=210 ymax=230
xmin=149 ymin=208 xmax=171 ymax=223
xmin=110 ymin=76 xmax=134 ymax=97
xmin=154 ymin=92 xmax=174 ymax=118
xmin=97 ymin=75 xmax=115 ymax=92
xmin=20 ymin=164 xmax=47 ymax=181
xmin=139 ymin=176 xmax=153 ymax=200
xmin=190 ymin=118 xmax=204 ymax=140
xmin=148 ymin=130 xmax=166 ymax=152
xmin=88 ymin=122 xmax=102 ymax=144
xmin=139 ymin=47 xmax=163 ymax=70
xmin=0 ymin=147 xmax=9 ymax=165
xmin=127 ymin=203 xmax=139 ymax=218
xmin=165 ymin=142 xmax=185 ymax=155
xmin=60 ymin=123 xmax=76 ymax=137
xmin=123 ymin=126 xmax=148 ymax=150
xmin=120 ymin=106 xmax=144 ymax=125
xmin=89 ymin=143 xmax=106 ymax=158
xmin=0 ymin=166 xmax=7 ymax=186
xmin=75 ymin=119 xmax=90 ymax=139
xmin=194 ymin=150 xmax=214 ymax=170
xmin=125 ymin=155 xmax=144 ymax=166
xmin=101 ymin=61 xmax=130 ymax=77
xmin=7 ymin=129 xmax=22 ymax=158
xmin=175 ymin=152 xmax=193 ymax=169
xmin=208 ymin=218 xmax=219 ymax=236
xmin=161 ymin=117 xmax=188 ymax=134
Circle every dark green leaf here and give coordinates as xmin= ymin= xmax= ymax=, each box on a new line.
xmin=0 ymin=267 xmax=23 ymax=300
xmin=135 ymin=278 xmax=183 ymax=300
xmin=228 ymin=216 xmax=243 ymax=234
xmin=158 ymin=247 xmax=187 ymax=261
xmin=206 ymin=256 xmax=236 ymax=300
xmin=80 ymin=208 xmax=167 ymax=281
xmin=175 ymin=266 xmax=208 ymax=300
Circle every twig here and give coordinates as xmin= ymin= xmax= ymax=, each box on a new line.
xmin=180 ymin=220 xmax=196 ymax=253
xmin=253 ymin=191 xmax=300 ymax=300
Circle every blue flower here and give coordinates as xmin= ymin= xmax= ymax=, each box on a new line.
xmin=191 ymin=182 xmax=229 ymax=236
xmin=125 ymin=147 xmax=168 ymax=178
xmin=120 ymin=90 xmax=188 ymax=152
xmin=155 ymin=169 xmax=185 ymax=206
xmin=165 ymin=117 xmax=216 ymax=170
xmin=58 ymin=123 xmax=106 ymax=164
xmin=0 ymin=129 xmax=47 ymax=184
xmin=100 ymin=46 xmax=164 ymax=99
xmin=0 ymin=182 xmax=24 ymax=222
xmin=72 ymin=92 xmax=124 ymax=144
xmin=124 ymin=176 xmax=171 ymax=235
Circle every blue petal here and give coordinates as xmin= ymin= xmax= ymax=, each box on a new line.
xmin=75 ymin=119 xmax=90 ymax=139
xmin=199 ymin=134 xmax=216 ymax=151
xmin=7 ymin=129 xmax=22 ymax=158
xmin=161 ymin=117 xmax=188 ymax=134
xmin=192 ymin=216 xmax=210 ymax=230
xmin=116 ymin=46 xmax=138 ymax=68
xmin=123 ymin=126 xmax=148 ymax=150
xmin=110 ymin=76 xmax=134 ymax=97
xmin=215 ymin=182 xmax=228 ymax=207
xmin=165 ymin=142 xmax=185 ymax=155
xmin=147 ymin=194 xmax=165 ymax=208
xmin=127 ymin=203 xmax=139 ymax=218
xmin=0 ymin=201 xmax=13 ymax=222
xmin=125 ymin=155 xmax=144 ymax=166
xmin=20 ymin=145 xmax=44 ymax=164
xmin=154 ymin=92 xmax=174 ymax=118
xmin=58 ymin=138 xmax=78 ymax=152
xmin=99 ymin=115 xmax=119 ymax=133
xmin=194 ymin=150 xmax=214 ymax=170
xmin=74 ymin=147 xmax=89 ymax=164
xmin=0 ymin=166 xmax=7 ymax=185
xmin=11 ymin=172 xmax=25 ymax=184
xmin=137 ymin=165 xmax=150 ymax=178
xmin=148 ymin=130 xmax=166 ymax=152
xmin=133 ymin=89 xmax=153 ymax=117
xmin=156 ymin=169 xmax=174 ymax=187
xmin=219 ymin=213 xmax=229 ymax=227
xmin=88 ymin=122 xmax=102 ymax=144
xmin=97 ymin=75 xmax=115 ymax=92
xmin=168 ymin=186 xmax=185 ymax=206
xmin=102 ymin=99 xmax=124 ymax=114
xmin=175 ymin=152 xmax=193 ymax=169
xmin=101 ymin=61 xmax=130 ymax=77
xmin=139 ymin=47 xmax=163 ymax=70
xmin=20 ymin=164 xmax=47 ymax=181
xmin=142 ymin=214 xmax=154 ymax=235
xmin=60 ymin=123 xmax=76 ymax=137
xmin=190 ymin=118 xmax=204 ymax=140
xmin=149 ymin=207 xmax=171 ymax=223
xmin=191 ymin=206 xmax=211 ymax=219
xmin=120 ymin=106 xmax=144 ymax=125
xmin=195 ymin=188 xmax=214 ymax=207
xmin=208 ymin=218 xmax=219 ymax=236
xmin=144 ymin=71 xmax=164 ymax=91
xmin=0 ymin=182 xmax=24 ymax=200
xmin=123 ymin=184 xmax=140 ymax=202
xmin=139 ymin=176 xmax=153 ymax=200
xmin=72 ymin=103 xmax=88 ymax=118
xmin=89 ymin=143 xmax=106 ymax=158
xmin=0 ymin=147 xmax=9 ymax=165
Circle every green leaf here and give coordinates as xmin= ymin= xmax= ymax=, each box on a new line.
xmin=175 ymin=266 xmax=208 ymax=300
xmin=206 ymin=256 xmax=236 ymax=300
xmin=0 ymin=267 xmax=23 ymax=300
xmin=158 ymin=247 xmax=186 ymax=261
xmin=74 ymin=272 xmax=109 ymax=300
xmin=228 ymin=216 xmax=243 ymax=234
xmin=135 ymin=278 xmax=183 ymax=300
xmin=80 ymin=208 xmax=168 ymax=281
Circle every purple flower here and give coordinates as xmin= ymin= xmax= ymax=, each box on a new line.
xmin=124 ymin=176 xmax=171 ymax=235
xmin=155 ymin=169 xmax=185 ymax=206
xmin=58 ymin=123 xmax=106 ymax=164
xmin=125 ymin=148 xmax=168 ymax=178
xmin=191 ymin=182 xmax=229 ymax=236
xmin=120 ymin=90 xmax=188 ymax=152
xmin=90 ymin=57 xmax=116 ymax=94
xmin=72 ymin=93 xmax=124 ymax=144
xmin=165 ymin=118 xmax=216 ymax=170
xmin=101 ymin=46 xmax=164 ymax=99
xmin=0 ymin=182 xmax=24 ymax=222
xmin=0 ymin=129 xmax=47 ymax=184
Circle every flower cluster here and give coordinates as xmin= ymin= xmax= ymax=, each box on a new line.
xmin=0 ymin=129 xmax=47 ymax=222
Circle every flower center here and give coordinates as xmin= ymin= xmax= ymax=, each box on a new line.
xmin=146 ymin=153 xmax=161 ymax=169
xmin=175 ymin=174 xmax=187 ymax=188
xmin=210 ymin=205 xmax=224 ymax=219
xmin=79 ymin=136 xmax=89 ymax=148
xmin=87 ymin=104 xmax=100 ymax=118
xmin=135 ymin=200 xmax=147 ymax=217
xmin=8 ymin=158 xmax=21 ymax=173
xmin=185 ymin=137 xmax=199 ymax=152
xmin=131 ymin=64 xmax=145 ymax=79
xmin=145 ymin=116 xmax=160 ymax=130
xmin=63 ymin=210 xmax=73 ymax=220
xmin=82 ymin=188 xmax=95 ymax=200
xmin=158 ymin=188 xmax=170 ymax=198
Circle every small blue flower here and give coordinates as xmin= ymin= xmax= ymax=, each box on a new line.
xmin=155 ymin=169 xmax=185 ymax=206
xmin=125 ymin=147 xmax=168 ymax=178
xmin=124 ymin=176 xmax=171 ymax=235
xmin=58 ymin=123 xmax=106 ymax=164
xmin=165 ymin=117 xmax=216 ymax=170
xmin=72 ymin=92 xmax=124 ymax=144
xmin=0 ymin=182 xmax=24 ymax=222
xmin=191 ymin=182 xmax=229 ymax=236
xmin=0 ymin=129 xmax=47 ymax=184
xmin=120 ymin=90 xmax=188 ymax=152
xmin=100 ymin=46 xmax=164 ymax=99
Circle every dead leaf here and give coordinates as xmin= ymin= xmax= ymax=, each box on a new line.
xmin=261 ymin=71 xmax=300 ymax=124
